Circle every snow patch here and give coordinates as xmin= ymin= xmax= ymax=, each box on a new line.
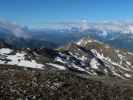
xmin=0 ymin=48 xmax=12 ymax=54
xmin=47 ymin=63 xmax=66 ymax=70
xmin=0 ymin=49 xmax=44 ymax=69
xmin=124 ymin=73 xmax=131 ymax=78
xmin=90 ymin=58 xmax=99 ymax=69
xmin=71 ymin=63 xmax=86 ymax=72
xmin=55 ymin=57 xmax=66 ymax=64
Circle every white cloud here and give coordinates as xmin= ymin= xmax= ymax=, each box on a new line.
xmin=0 ymin=19 xmax=31 ymax=38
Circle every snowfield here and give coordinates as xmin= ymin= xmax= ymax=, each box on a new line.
xmin=0 ymin=48 xmax=44 ymax=69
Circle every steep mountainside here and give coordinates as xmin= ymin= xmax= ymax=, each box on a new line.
xmin=0 ymin=37 xmax=132 ymax=79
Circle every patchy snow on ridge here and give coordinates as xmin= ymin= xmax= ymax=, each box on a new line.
xmin=0 ymin=48 xmax=44 ymax=69
xmin=55 ymin=57 xmax=67 ymax=64
xmin=47 ymin=63 xmax=66 ymax=70
xmin=0 ymin=48 xmax=13 ymax=54
xmin=124 ymin=73 xmax=131 ymax=78
xmin=90 ymin=58 xmax=99 ymax=69
xmin=71 ymin=63 xmax=87 ymax=72
xmin=76 ymin=39 xmax=92 ymax=46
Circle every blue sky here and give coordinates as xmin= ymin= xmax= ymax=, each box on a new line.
xmin=0 ymin=0 xmax=133 ymax=27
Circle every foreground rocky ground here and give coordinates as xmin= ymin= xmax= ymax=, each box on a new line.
xmin=0 ymin=65 xmax=132 ymax=100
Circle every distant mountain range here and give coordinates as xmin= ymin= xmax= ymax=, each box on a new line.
xmin=0 ymin=20 xmax=133 ymax=52
xmin=39 ymin=21 xmax=133 ymax=51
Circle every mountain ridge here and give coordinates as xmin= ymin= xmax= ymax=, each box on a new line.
xmin=0 ymin=37 xmax=132 ymax=80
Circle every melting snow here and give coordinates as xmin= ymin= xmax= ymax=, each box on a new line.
xmin=115 ymin=50 xmax=120 ymax=53
xmin=117 ymin=54 xmax=124 ymax=64
xmin=79 ymin=56 xmax=87 ymax=61
xmin=126 ymin=61 xmax=131 ymax=66
xmin=91 ymin=49 xmax=104 ymax=59
xmin=128 ymin=52 xmax=133 ymax=56
xmin=77 ymin=39 xmax=84 ymax=45
xmin=71 ymin=63 xmax=86 ymax=72
xmin=47 ymin=63 xmax=66 ymax=70
xmin=90 ymin=58 xmax=99 ymax=69
xmin=124 ymin=73 xmax=131 ymax=78
xmin=55 ymin=57 xmax=66 ymax=64
xmin=0 ymin=48 xmax=12 ymax=54
xmin=76 ymin=39 xmax=92 ymax=46
xmin=112 ymin=71 xmax=125 ymax=79
xmin=0 ymin=49 xmax=44 ymax=69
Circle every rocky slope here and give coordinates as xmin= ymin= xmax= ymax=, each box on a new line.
xmin=0 ymin=65 xmax=132 ymax=100
xmin=0 ymin=37 xmax=133 ymax=99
